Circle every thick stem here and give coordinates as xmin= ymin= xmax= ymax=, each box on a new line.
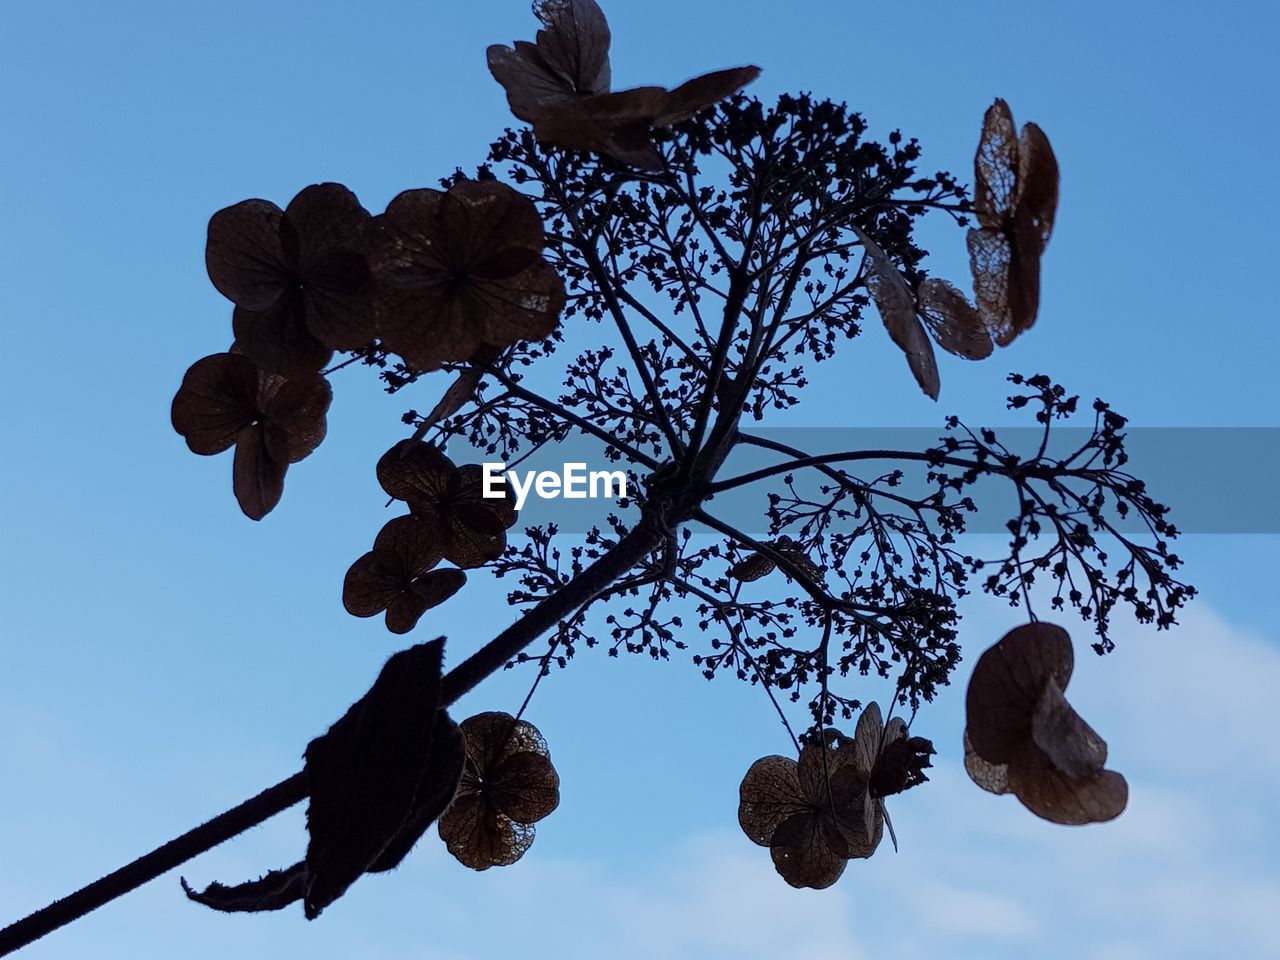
xmin=0 ymin=521 xmax=667 ymax=957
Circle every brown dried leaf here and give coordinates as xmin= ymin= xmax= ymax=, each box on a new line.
xmin=917 ymin=277 xmax=993 ymax=361
xmin=367 ymin=711 xmax=467 ymax=873
xmin=303 ymin=640 xmax=452 ymax=918
xmin=181 ymin=864 xmax=307 ymax=914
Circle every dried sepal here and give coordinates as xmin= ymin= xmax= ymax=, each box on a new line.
xmin=859 ymin=230 xmax=940 ymax=399
xmin=378 ymin=180 xmax=565 ymax=371
xmin=438 ymin=712 xmax=561 ymax=871
xmin=917 ymin=278 xmax=993 ymax=361
xmin=967 ymin=100 xmax=1060 ymax=346
xmin=170 ymin=352 xmax=331 ymax=521
xmin=963 ymin=622 xmax=1128 ymax=825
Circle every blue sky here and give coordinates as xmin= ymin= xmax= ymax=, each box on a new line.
xmin=1 ymin=1 xmax=1278 ymax=957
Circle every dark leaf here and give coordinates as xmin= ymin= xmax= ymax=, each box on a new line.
xmin=180 ymin=864 xmax=307 ymax=914
xmin=302 ymin=640 xmax=449 ymax=918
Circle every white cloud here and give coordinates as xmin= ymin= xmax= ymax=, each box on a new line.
xmin=375 ymin=601 xmax=1280 ymax=960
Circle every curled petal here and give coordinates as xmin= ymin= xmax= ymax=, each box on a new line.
xmin=965 ymin=622 xmax=1074 ymax=765
xmin=1031 ymin=677 xmax=1109 ymax=780
xmin=1008 ymin=751 xmax=1129 ymax=826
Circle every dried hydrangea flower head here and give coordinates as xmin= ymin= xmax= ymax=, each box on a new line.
xmin=966 ymin=99 xmax=1060 ymax=347
xmin=964 ymin=622 xmax=1128 ymax=825
xmin=438 ymin=712 xmax=561 ymax=870
xmin=170 ymin=352 xmax=331 ymax=520
xmin=486 ymin=0 xmax=613 ymax=121
xmin=738 ymin=704 xmax=933 ymax=889
xmin=376 ymin=179 xmax=565 ymax=371
xmin=375 ymin=440 xmax=518 ymax=569
xmin=488 ymin=0 xmax=760 ymax=169
xmin=206 ymin=183 xmax=377 ymax=378
xmin=343 ymin=517 xmax=468 ymax=634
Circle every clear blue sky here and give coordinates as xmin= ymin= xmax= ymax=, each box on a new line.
xmin=1 ymin=2 xmax=1278 ymax=958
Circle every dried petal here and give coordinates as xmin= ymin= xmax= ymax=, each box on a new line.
xmin=303 ymin=640 xmax=451 ymax=917
xmin=170 ymin=353 xmax=262 ymax=455
xmin=974 ymin=99 xmax=1018 ymax=228
xmin=963 ymin=730 xmax=1009 ymax=795
xmin=917 ymin=277 xmax=993 ymax=361
xmin=232 ymin=424 xmax=287 ymax=521
xmin=206 ymin=199 xmax=289 ymax=310
xmin=862 ymin=232 xmax=940 ymax=400
xmin=181 ymin=864 xmax=306 ymax=914
xmin=1030 ymin=677 xmax=1109 ymax=780
xmin=769 ymin=813 xmax=848 ymax=890
xmin=654 ymin=65 xmax=762 ymax=126
xmin=1017 ymin=122 xmax=1059 ymax=247
xmin=232 ymin=298 xmax=334 ymax=379
xmin=738 ymin=755 xmax=806 ymax=847
xmin=487 ymin=0 xmax=612 ymax=123
xmin=280 ymin=182 xmax=377 ymax=351
xmin=1008 ymin=750 xmax=1128 ymax=825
